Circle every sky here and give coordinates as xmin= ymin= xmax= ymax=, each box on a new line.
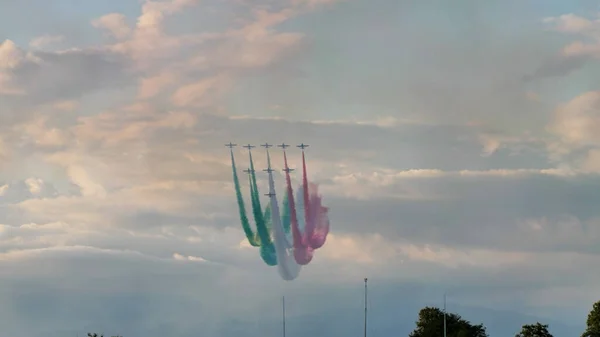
xmin=1 ymin=0 xmax=600 ymax=336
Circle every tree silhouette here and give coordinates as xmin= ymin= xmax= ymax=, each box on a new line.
xmin=409 ymin=306 xmax=488 ymax=337
xmin=582 ymin=301 xmax=600 ymax=337
xmin=515 ymin=322 xmax=553 ymax=337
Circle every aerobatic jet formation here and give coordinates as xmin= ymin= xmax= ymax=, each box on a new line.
xmin=225 ymin=142 xmax=329 ymax=281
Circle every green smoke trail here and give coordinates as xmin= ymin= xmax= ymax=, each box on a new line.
xmin=230 ymin=151 xmax=260 ymax=247
xmin=248 ymin=154 xmax=267 ymax=237
xmin=281 ymin=191 xmax=291 ymax=237
xmin=247 ymin=151 xmax=277 ymax=266
xmin=264 ymin=203 xmax=272 ymax=232
xmin=244 ymin=174 xmax=263 ymax=245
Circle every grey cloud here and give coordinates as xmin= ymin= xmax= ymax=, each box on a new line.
xmin=69 ymin=111 xmax=550 ymax=210
xmin=325 ymin=173 xmax=600 ymax=254
xmin=7 ymin=49 xmax=132 ymax=104
xmin=13 ymin=113 xmax=591 ymax=255
xmin=0 ymin=249 xmax=228 ymax=337
xmin=225 ymin=0 xmax=561 ymax=137
xmin=22 ymin=111 xmax=582 ymax=253
xmin=0 ymin=249 xmax=586 ymax=337
xmin=0 ymin=47 xmax=133 ymax=145
xmin=0 ymin=179 xmax=58 ymax=204
xmin=523 ymin=54 xmax=590 ymax=82
xmin=193 ymin=115 xmax=550 ymax=171
xmin=12 ymin=192 xmax=235 ymax=233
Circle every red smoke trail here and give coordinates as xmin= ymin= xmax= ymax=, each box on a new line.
xmin=298 ymin=149 xmax=330 ymax=252
xmin=306 ymin=184 xmax=329 ymax=249
xmin=301 ymin=150 xmax=313 ymax=245
xmin=284 ymin=151 xmax=313 ymax=265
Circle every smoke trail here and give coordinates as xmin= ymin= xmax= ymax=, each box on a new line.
xmin=248 ymin=150 xmax=264 ymax=228
xmin=247 ymin=173 xmax=272 ymax=244
xmin=263 ymin=203 xmax=272 ymax=232
xmin=260 ymin=180 xmax=292 ymax=243
xmin=295 ymin=187 xmax=306 ymax=233
xmin=301 ymin=150 xmax=311 ymax=244
xmin=265 ymin=149 xmax=300 ymax=281
xmin=283 ymin=150 xmax=314 ymax=265
xmin=230 ymin=143 xmax=329 ymax=276
xmin=306 ymin=183 xmax=330 ymax=249
xmin=246 ymin=150 xmax=277 ymax=266
xmin=298 ymin=150 xmax=330 ymax=250
xmin=230 ymin=150 xmax=260 ymax=247
xmin=281 ymin=191 xmax=292 ymax=242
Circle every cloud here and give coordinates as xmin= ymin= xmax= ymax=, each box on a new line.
xmin=548 ymin=91 xmax=600 ymax=148
xmin=92 ymin=13 xmax=132 ymax=40
xmin=29 ymin=35 xmax=65 ymax=50
xmin=536 ymin=13 xmax=600 ymax=78
xmin=0 ymin=39 xmax=36 ymax=95
xmin=171 ymin=73 xmax=233 ymax=107
xmin=543 ymin=14 xmax=596 ymax=34
xmin=173 ymin=252 xmax=208 ymax=262
xmin=16 ymin=115 xmax=70 ymax=149
xmin=0 ymin=40 xmax=131 ymax=105
xmin=318 ymin=232 xmax=528 ymax=269
xmin=1 ymin=0 xmax=600 ymax=336
xmin=66 ymin=165 xmax=107 ymax=198
xmin=24 ymin=178 xmax=44 ymax=195
xmin=137 ymin=71 xmax=177 ymax=99
xmin=546 ymin=91 xmax=600 ymax=173
xmin=0 ymin=40 xmax=35 ymax=69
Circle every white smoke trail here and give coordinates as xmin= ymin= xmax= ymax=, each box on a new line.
xmin=266 ymin=150 xmax=300 ymax=281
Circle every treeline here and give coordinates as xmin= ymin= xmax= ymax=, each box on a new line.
xmin=85 ymin=300 xmax=600 ymax=337
xmin=409 ymin=300 xmax=600 ymax=337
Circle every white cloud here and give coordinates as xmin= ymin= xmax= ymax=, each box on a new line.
xmin=17 ymin=116 xmax=70 ymax=148
xmin=545 ymin=13 xmax=600 ymax=59
xmin=137 ymin=71 xmax=176 ymax=99
xmin=319 ymin=232 xmax=518 ymax=268
xmin=173 ymin=252 xmax=207 ymax=262
xmin=548 ymin=91 xmax=600 ymax=148
xmin=0 ymin=40 xmax=35 ymax=94
xmin=546 ymin=91 xmax=600 ymax=172
xmin=51 ymin=100 xmax=79 ymax=112
xmin=92 ymin=13 xmax=132 ymax=40
xmin=29 ymin=35 xmax=65 ymax=49
xmin=0 ymin=40 xmax=27 ymax=69
xmin=544 ymin=14 xmax=596 ymax=34
xmin=321 ymin=167 xmax=573 ymax=200
xmin=170 ymin=73 xmax=232 ymax=107
xmin=66 ymin=165 xmax=107 ymax=198
xmin=24 ymin=178 xmax=43 ymax=195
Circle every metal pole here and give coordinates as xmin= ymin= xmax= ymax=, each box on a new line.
xmin=283 ymin=296 xmax=286 ymax=337
xmin=443 ymin=293 xmax=447 ymax=337
xmin=364 ymin=278 xmax=368 ymax=337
